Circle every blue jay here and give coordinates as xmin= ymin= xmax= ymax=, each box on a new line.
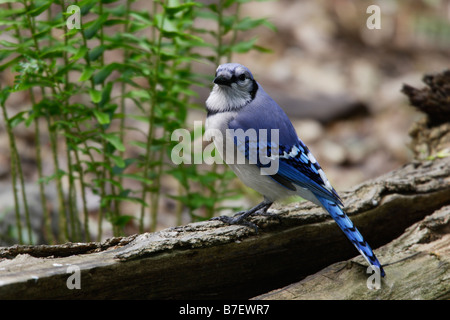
xmin=205 ymin=63 xmax=385 ymax=277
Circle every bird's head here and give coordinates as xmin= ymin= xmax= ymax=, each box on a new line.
xmin=206 ymin=63 xmax=258 ymax=114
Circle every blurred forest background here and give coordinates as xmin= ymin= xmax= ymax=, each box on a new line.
xmin=0 ymin=0 xmax=449 ymax=245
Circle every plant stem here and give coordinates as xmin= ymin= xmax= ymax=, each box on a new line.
xmin=73 ymin=147 xmax=91 ymax=242
xmin=140 ymin=0 xmax=166 ymax=232
xmin=30 ymin=91 xmax=55 ymax=244
xmin=23 ymin=0 xmax=68 ymax=242
xmin=47 ymin=119 xmax=69 ymax=242
xmin=60 ymin=1 xmax=81 ymax=242
xmin=8 ymin=2 xmax=49 ymax=244
xmin=119 ymin=0 xmax=131 ymax=190
xmin=227 ymin=2 xmax=241 ymax=62
xmin=0 ymin=91 xmax=23 ymax=244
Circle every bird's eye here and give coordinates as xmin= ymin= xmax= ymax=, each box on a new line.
xmin=238 ymin=74 xmax=246 ymax=81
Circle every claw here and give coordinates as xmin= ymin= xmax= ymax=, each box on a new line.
xmin=252 ymin=209 xmax=282 ymax=224
xmin=211 ymin=215 xmax=259 ymax=233
xmin=232 ymin=210 xmax=246 ymax=218
xmin=210 ymin=198 xmax=273 ymax=233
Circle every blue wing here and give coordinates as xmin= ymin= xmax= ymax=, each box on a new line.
xmin=273 ymin=139 xmax=342 ymax=205
xmin=229 ymin=112 xmax=384 ymax=276
xmin=233 ymin=133 xmax=342 ymax=206
xmin=234 ymin=135 xmax=385 ymax=276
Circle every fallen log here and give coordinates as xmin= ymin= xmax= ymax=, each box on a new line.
xmin=253 ymin=203 xmax=450 ymax=300
xmin=0 ymin=157 xmax=449 ymax=299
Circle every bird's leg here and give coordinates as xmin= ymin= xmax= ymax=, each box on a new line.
xmin=233 ymin=198 xmax=273 ymax=220
xmin=211 ymin=198 xmax=273 ymax=232
xmin=248 ymin=197 xmax=283 ymax=223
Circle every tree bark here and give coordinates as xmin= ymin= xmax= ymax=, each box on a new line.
xmin=402 ymin=69 xmax=450 ymax=160
xmin=254 ymin=203 xmax=450 ymax=300
xmin=0 ymin=157 xmax=449 ymax=299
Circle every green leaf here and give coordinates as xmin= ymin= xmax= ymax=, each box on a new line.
xmin=89 ymin=89 xmax=102 ymax=103
xmin=109 ymin=215 xmax=134 ymax=227
xmin=252 ymin=44 xmax=273 ymax=53
xmin=93 ymin=63 xmax=120 ymax=85
xmin=0 ymin=40 xmax=20 ymax=48
xmin=83 ymin=13 xmax=109 ymax=39
xmin=164 ymin=2 xmax=200 ymax=16
xmin=93 ymin=110 xmax=110 ymax=125
xmin=88 ymin=45 xmax=106 ymax=62
xmin=231 ymin=37 xmax=258 ymax=53
xmin=108 ymin=154 xmax=125 ymax=168
xmin=154 ymin=13 xmax=177 ymax=33
xmin=0 ymin=87 xmax=11 ymax=106
xmin=129 ymin=11 xmax=152 ymax=26
xmin=235 ymin=17 xmax=276 ymax=31
xmin=78 ymin=67 xmax=94 ymax=81
xmin=126 ymin=90 xmax=151 ymax=101
xmin=129 ymin=140 xmax=147 ymax=150
xmin=0 ymin=55 xmax=22 ymax=72
xmin=101 ymin=133 xmax=125 ymax=152
xmin=128 ymin=114 xmax=149 ymax=123
xmin=8 ymin=111 xmax=27 ymax=128
xmin=78 ymin=0 xmax=97 ymax=15
xmin=119 ymin=173 xmax=153 ymax=185
xmin=98 ymin=81 xmax=113 ymax=107
xmin=102 ymin=193 xmax=148 ymax=207
xmin=28 ymin=2 xmax=52 ymax=17
xmin=104 ymin=3 xmax=126 ymax=16
xmin=38 ymin=169 xmax=66 ymax=185
xmin=70 ymin=46 xmax=88 ymax=62
xmin=40 ymin=44 xmax=75 ymax=59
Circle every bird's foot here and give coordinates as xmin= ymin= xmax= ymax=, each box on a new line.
xmin=250 ymin=208 xmax=282 ymax=223
xmin=211 ymin=213 xmax=259 ymax=232
xmin=210 ymin=199 xmax=273 ymax=233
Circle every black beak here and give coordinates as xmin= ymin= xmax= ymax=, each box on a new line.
xmin=213 ymin=75 xmax=232 ymax=86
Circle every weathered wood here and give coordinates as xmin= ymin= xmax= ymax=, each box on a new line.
xmin=0 ymin=157 xmax=449 ymax=299
xmin=402 ymin=69 xmax=450 ymax=126
xmin=403 ymin=69 xmax=450 ymax=160
xmin=253 ymin=204 xmax=450 ymax=300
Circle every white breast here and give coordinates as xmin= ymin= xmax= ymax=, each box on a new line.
xmin=205 ymin=112 xmax=319 ymax=204
xmin=205 ymin=112 xmax=237 ymax=162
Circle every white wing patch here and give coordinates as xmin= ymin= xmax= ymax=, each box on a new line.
xmin=318 ymin=167 xmax=333 ymax=192
xmin=307 ymin=151 xmax=317 ymax=164
xmin=277 ymin=145 xmax=300 ymax=159
xmin=268 ymin=145 xmax=334 ymax=193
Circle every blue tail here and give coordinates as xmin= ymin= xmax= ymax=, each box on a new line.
xmin=315 ymin=195 xmax=385 ymax=277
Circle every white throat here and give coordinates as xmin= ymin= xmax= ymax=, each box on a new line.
xmin=206 ymin=84 xmax=252 ymax=113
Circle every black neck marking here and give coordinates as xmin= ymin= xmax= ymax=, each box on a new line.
xmin=250 ymin=79 xmax=258 ymax=100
